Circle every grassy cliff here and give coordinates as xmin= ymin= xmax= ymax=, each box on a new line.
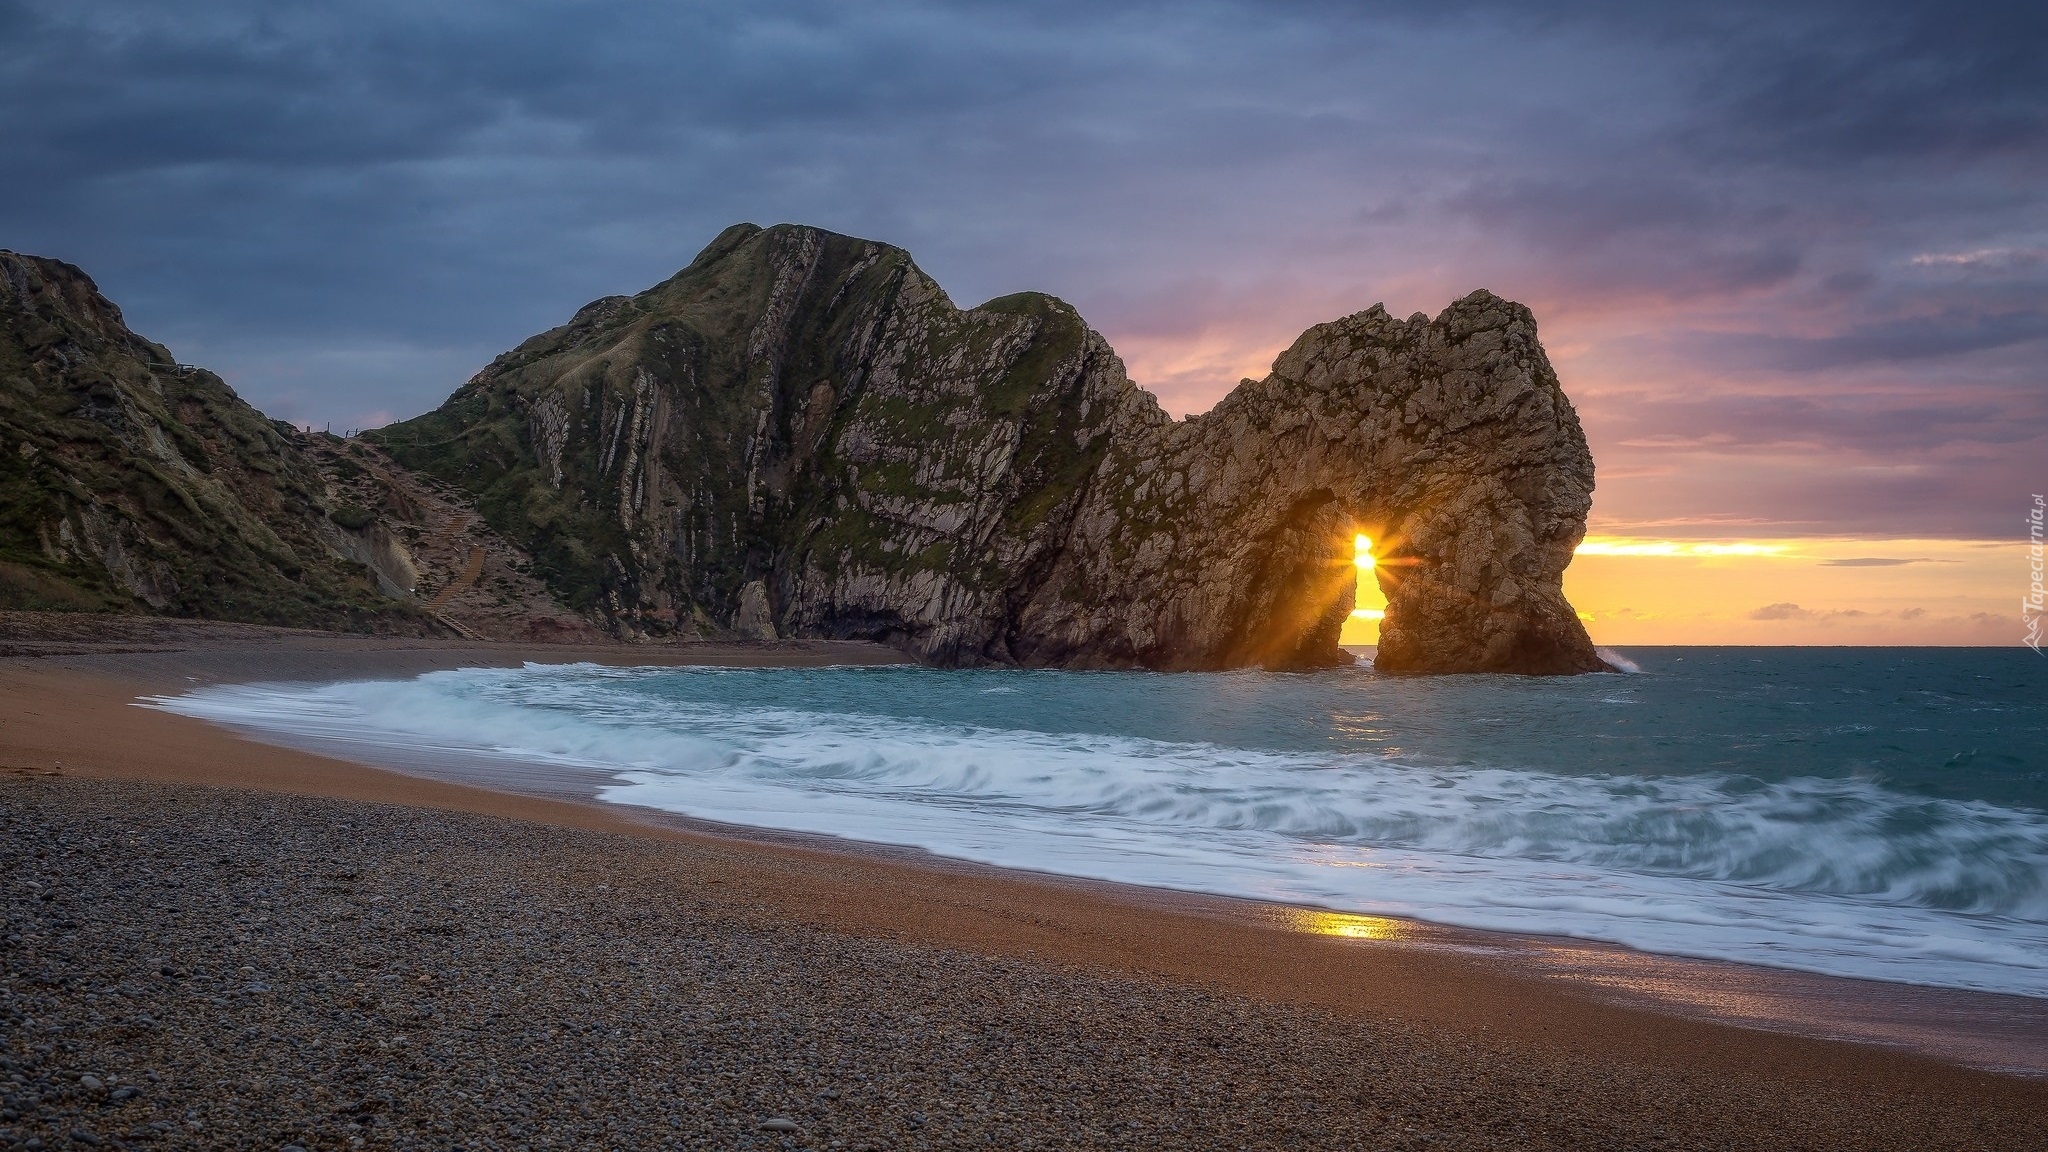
xmin=370 ymin=223 xmax=1140 ymax=655
xmin=0 ymin=251 xmax=422 ymax=629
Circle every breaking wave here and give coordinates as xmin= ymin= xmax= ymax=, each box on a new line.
xmin=148 ymin=657 xmax=2048 ymax=997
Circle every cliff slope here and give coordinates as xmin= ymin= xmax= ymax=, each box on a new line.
xmin=0 ymin=251 xmax=414 ymax=626
xmin=377 ymin=224 xmax=1603 ymax=672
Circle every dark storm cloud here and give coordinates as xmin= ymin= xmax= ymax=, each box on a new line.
xmin=1442 ymin=174 xmax=1808 ymax=301
xmin=1409 ymin=0 xmax=2048 ymax=167
xmin=1 ymin=0 xmax=2043 ymax=538
xmin=1683 ymin=3 xmax=2048 ymax=167
xmin=1 ymin=0 xmax=1186 ymax=345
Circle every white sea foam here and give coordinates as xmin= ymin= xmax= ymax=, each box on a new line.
xmin=147 ymin=664 xmax=2048 ymax=997
xmin=1597 ymin=648 xmax=1643 ymax=674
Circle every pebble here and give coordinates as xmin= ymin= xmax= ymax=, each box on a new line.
xmin=2 ymin=778 xmax=2039 ymax=1152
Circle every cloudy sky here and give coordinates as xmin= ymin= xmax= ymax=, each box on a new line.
xmin=4 ymin=0 xmax=2042 ymax=639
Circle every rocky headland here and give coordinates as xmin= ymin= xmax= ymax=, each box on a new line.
xmin=376 ymin=224 xmax=1604 ymax=673
xmin=3 ymin=227 xmax=1605 ymax=673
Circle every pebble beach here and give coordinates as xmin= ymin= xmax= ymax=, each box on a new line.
xmin=4 ymin=778 xmax=2046 ymax=1152
xmin=2 ymin=621 xmax=2045 ymax=1151
xmin=0 ymin=779 xmax=1663 ymax=1151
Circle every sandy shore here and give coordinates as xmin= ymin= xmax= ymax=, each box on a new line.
xmin=3 ymin=615 xmax=2045 ymax=1150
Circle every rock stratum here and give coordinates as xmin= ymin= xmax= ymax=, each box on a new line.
xmin=373 ymin=224 xmax=1604 ymax=673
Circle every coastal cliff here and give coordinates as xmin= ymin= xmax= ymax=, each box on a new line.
xmin=376 ymin=224 xmax=1604 ymax=673
xmin=0 ymin=252 xmax=411 ymax=627
xmin=0 ymin=252 xmax=587 ymax=640
xmin=0 ymin=230 xmax=1601 ymax=671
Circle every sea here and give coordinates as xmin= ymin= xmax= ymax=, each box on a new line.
xmin=148 ymin=647 xmax=2048 ymax=1000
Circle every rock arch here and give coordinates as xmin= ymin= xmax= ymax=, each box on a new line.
xmin=1013 ymin=291 xmax=1605 ymax=674
xmin=377 ymin=224 xmax=1605 ymax=674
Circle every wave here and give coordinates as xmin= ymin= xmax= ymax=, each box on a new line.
xmin=1597 ymin=647 xmax=1643 ymax=674
xmin=146 ymin=664 xmax=2048 ymax=997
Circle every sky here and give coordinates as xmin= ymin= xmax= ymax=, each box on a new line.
xmin=3 ymin=0 xmax=2043 ymax=645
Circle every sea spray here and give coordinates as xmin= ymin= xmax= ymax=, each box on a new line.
xmin=1596 ymin=648 xmax=1643 ymax=674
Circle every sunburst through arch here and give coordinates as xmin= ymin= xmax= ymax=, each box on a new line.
xmin=1342 ymin=532 xmax=1391 ymax=646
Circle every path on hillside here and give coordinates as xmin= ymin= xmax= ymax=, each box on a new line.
xmin=425 ymin=544 xmax=485 ymax=614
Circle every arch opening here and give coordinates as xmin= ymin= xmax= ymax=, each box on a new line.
xmin=1342 ymin=531 xmax=1392 ymax=648
xmin=1228 ymin=505 xmax=1403 ymax=669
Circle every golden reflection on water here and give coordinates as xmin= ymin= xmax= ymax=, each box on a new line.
xmin=1287 ymin=910 xmax=1410 ymax=942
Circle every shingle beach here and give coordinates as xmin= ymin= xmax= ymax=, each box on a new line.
xmin=1 ymin=622 xmax=2043 ymax=1151
xmin=5 ymin=778 xmax=2045 ymax=1152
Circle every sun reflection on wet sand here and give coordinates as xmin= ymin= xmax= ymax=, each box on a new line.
xmin=1261 ymin=907 xmax=2048 ymax=1075
xmin=1286 ymin=909 xmax=1411 ymax=941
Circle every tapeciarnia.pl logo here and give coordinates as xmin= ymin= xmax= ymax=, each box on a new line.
xmin=2028 ymin=494 xmax=2045 ymax=655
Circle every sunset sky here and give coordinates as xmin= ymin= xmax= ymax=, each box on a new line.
xmin=4 ymin=0 xmax=2041 ymax=645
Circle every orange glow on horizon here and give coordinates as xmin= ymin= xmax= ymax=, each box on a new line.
xmin=1564 ymin=536 xmax=2021 ymax=647
xmin=1337 ymin=533 xmax=2019 ymax=648
xmin=1576 ymin=538 xmax=1791 ymax=557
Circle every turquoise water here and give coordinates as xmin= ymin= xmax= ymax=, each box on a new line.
xmin=599 ymin=647 xmax=2048 ymax=807
xmin=153 ymin=647 xmax=2048 ymax=996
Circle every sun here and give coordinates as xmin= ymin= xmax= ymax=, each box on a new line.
xmin=1350 ymin=534 xmax=1385 ymax=623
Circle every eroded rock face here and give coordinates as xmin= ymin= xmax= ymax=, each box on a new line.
xmin=376 ymin=223 xmax=1604 ymax=673
xmin=1041 ymin=296 xmax=1606 ymax=674
xmin=0 ymin=251 xmax=422 ymax=628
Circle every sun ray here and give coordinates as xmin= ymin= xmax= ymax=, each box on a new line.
xmin=1345 ymin=533 xmax=1389 ymax=641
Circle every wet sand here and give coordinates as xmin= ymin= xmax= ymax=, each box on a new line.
xmin=2 ymin=615 xmax=2045 ymax=1149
